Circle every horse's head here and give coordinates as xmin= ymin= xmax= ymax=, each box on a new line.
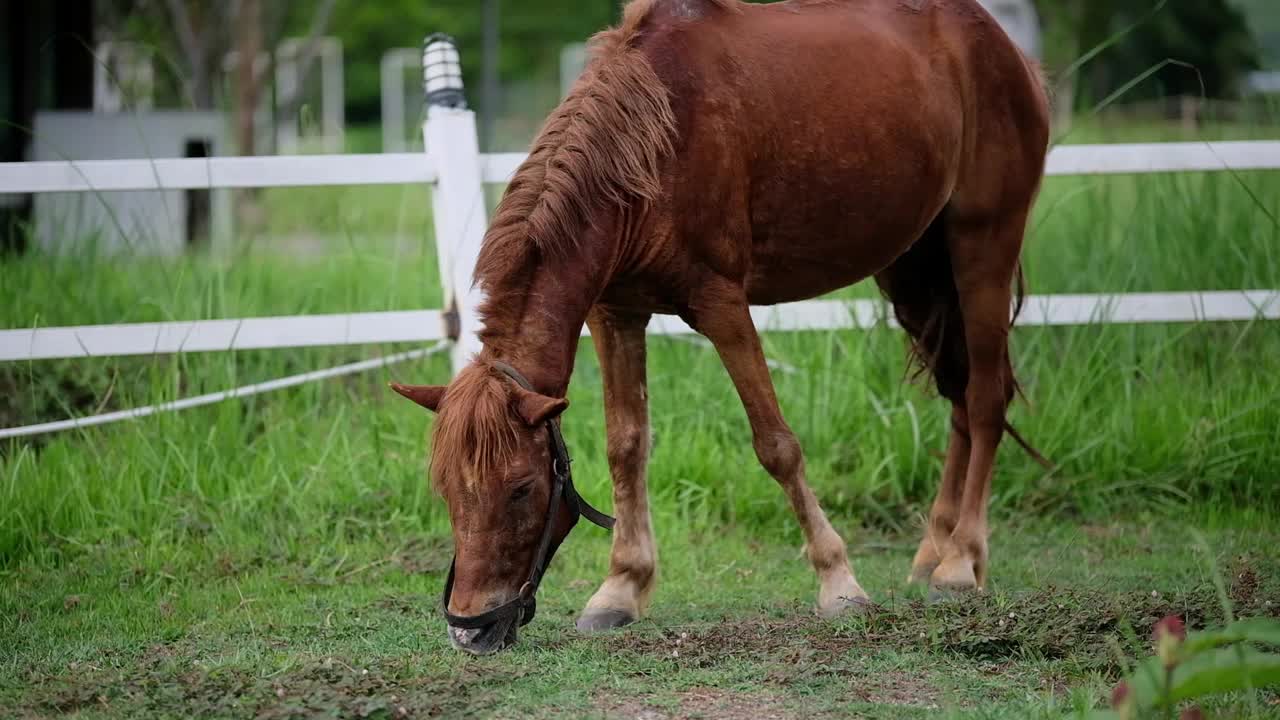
xmin=390 ymin=362 xmax=577 ymax=655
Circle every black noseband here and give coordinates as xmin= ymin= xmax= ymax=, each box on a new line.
xmin=441 ymin=362 xmax=615 ymax=631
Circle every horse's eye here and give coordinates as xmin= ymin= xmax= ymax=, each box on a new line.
xmin=510 ymin=482 xmax=534 ymax=502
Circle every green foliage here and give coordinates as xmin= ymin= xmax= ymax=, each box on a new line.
xmin=96 ymin=1 xmax=1271 ymax=139
xmin=1037 ymin=0 xmax=1261 ymax=108
xmin=1231 ymin=0 xmax=1280 ymax=69
xmin=1105 ymin=0 xmax=1258 ymax=100
xmin=315 ymin=1 xmax=615 ymax=123
xmin=1078 ymin=618 xmax=1280 ymax=719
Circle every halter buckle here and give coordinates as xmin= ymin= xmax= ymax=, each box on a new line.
xmin=517 ymin=581 xmax=537 ymax=602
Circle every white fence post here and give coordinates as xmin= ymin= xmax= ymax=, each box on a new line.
xmin=381 ymin=48 xmax=418 ymax=153
xmin=422 ymin=34 xmax=487 ymax=374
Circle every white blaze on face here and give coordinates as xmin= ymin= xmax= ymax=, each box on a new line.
xmin=458 ymin=464 xmax=483 ymax=546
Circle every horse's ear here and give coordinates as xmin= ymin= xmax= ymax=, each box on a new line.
xmin=389 ymin=383 xmax=446 ymax=413
xmin=511 ymin=385 xmax=568 ymax=427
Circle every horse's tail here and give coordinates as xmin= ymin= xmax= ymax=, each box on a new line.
xmin=874 ymin=211 xmax=1051 ymax=469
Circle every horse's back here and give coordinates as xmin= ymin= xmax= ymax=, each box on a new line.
xmin=625 ymin=0 xmax=1047 ymax=304
xmin=677 ymin=0 xmax=1047 ymax=183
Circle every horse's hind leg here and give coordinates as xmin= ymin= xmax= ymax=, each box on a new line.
xmin=908 ymin=405 xmax=970 ymax=584
xmin=688 ymin=278 xmax=870 ymax=617
xmin=930 ymin=207 xmax=1031 ymax=593
xmin=578 ymin=308 xmax=657 ymax=632
xmin=874 ymin=216 xmax=972 ymax=585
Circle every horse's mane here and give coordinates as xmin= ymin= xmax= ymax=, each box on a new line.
xmin=434 ymin=1 xmax=734 ymax=490
xmin=471 ymin=0 xmax=686 ymax=343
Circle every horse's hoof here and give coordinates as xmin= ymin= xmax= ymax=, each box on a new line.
xmin=576 ymin=608 xmax=637 ymax=633
xmin=926 ymin=584 xmax=981 ymax=605
xmin=927 ymin=556 xmax=980 ymax=603
xmin=926 ymin=588 xmax=955 ymax=605
xmin=816 ymin=594 xmax=875 ymax=620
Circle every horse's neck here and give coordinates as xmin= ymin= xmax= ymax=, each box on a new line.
xmin=476 ymin=232 xmax=616 ymax=398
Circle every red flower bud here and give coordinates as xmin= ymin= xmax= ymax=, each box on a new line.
xmin=1153 ymin=615 xmax=1186 ymax=669
xmin=1153 ymin=615 xmax=1187 ymax=643
xmin=1111 ymin=681 xmax=1130 ymax=708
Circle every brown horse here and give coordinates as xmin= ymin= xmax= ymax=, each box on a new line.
xmin=393 ymin=0 xmax=1050 ymax=654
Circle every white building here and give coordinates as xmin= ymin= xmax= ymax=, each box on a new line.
xmin=979 ymin=0 xmax=1042 ymax=59
xmin=32 ymin=112 xmax=230 ymax=255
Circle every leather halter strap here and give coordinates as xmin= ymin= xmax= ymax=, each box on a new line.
xmin=440 ymin=362 xmax=614 ymax=630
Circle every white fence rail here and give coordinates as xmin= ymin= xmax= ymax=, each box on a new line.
xmin=1043 ymin=141 xmax=1280 ymax=176
xmin=1 ymin=34 xmax=1279 ymax=373
xmin=0 ymin=311 xmax=447 ymax=362
xmin=5 ymin=292 xmax=1279 ymax=364
xmin=0 ymin=153 xmax=436 ymax=193
xmin=5 ymin=142 xmax=1279 ymax=195
xmin=3 ymin=138 xmax=1279 ymax=367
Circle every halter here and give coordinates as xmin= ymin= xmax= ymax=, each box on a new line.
xmin=440 ymin=362 xmax=615 ymax=630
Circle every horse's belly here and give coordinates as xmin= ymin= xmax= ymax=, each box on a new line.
xmin=743 ymin=183 xmax=946 ymax=306
xmin=743 ymin=249 xmax=888 ymax=305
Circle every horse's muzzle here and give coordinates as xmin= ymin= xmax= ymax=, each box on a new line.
xmin=447 ymin=616 xmax=520 ymax=655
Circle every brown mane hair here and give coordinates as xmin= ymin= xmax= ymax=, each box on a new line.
xmin=470 ymin=0 xmax=684 ymax=345
xmin=432 ymin=0 xmax=712 ymax=490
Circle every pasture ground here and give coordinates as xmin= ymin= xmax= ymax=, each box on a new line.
xmin=3 ymin=121 xmax=1280 ymax=717
xmin=3 ymin=512 xmax=1279 ymax=719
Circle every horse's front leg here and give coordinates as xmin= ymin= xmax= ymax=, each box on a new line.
xmin=689 ymin=280 xmax=871 ymax=618
xmin=577 ymin=308 xmax=657 ymax=632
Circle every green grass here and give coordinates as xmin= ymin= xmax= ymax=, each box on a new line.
xmin=2 ymin=121 xmax=1280 ymax=716
xmin=2 ymin=519 xmax=1278 ymax=718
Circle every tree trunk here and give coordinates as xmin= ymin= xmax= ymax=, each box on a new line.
xmin=273 ymin=0 xmax=340 ymax=145
xmin=162 ymin=0 xmax=217 ymax=109
xmin=481 ymin=0 xmax=500 ymax=150
xmin=234 ymin=0 xmax=264 ymax=231
xmin=235 ymin=0 xmax=263 ymax=157
xmin=190 ymin=55 xmax=213 ymax=109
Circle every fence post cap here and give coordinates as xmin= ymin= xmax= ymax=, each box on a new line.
xmin=423 ymin=33 xmax=466 ymax=110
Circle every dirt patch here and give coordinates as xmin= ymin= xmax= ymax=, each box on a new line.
xmin=608 ymin=618 xmax=806 ymax=668
xmin=19 ymin=650 xmax=503 ymax=719
xmin=598 ymin=688 xmax=797 ymax=720
xmin=1227 ymin=557 xmax=1280 ymax=617
xmin=597 ymin=675 xmax=940 ymax=720
xmin=606 ymin=585 xmax=1279 ymax=675
xmin=846 ymin=671 xmax=942 ymax=709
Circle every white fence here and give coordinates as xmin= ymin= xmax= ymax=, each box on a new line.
xmin=2 ymin=38 xmax=1280 ymax=379
xmin=3 ymin=136 xmax=1279 ymax=369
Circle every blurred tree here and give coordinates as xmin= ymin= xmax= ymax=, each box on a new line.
xmin=97 ymin=0 xmax=1263 ymax=140
xmin=97 ymin=0 xmax=337 ymax=151
xmin=1035 ymin=0 xmax=1260 ymax=110
xmin=1114 ymin=0 xmax=1258 ymax=99
xmin=1230 ymin=0 xmax=1279 ymax=69
xmin=315 ymin=1 xmax=613 ymax=124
